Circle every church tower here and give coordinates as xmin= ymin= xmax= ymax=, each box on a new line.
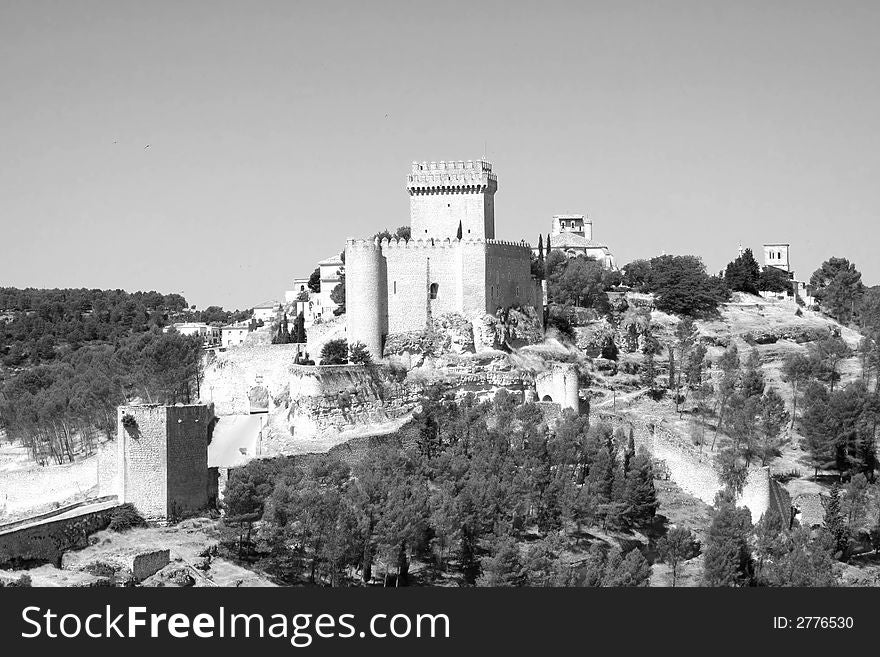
xmin=407 ymin=159 xmax=497 ymax=240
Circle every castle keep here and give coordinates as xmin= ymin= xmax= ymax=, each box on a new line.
xmin=347 ymin=160 xmax=541 ymax=359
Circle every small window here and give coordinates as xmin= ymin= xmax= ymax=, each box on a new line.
xmin=393 ymin=281 xmax=397 ymax=294
xmin=429 ymin=283 xmax=439 ymax=299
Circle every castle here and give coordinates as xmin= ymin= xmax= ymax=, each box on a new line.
xmin=346 ymin=160 xmax=542 ymax=359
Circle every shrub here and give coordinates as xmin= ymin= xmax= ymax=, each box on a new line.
xmin=108 ymin=503 xmax=147 ymax=532
xmin=321 ymin=338 xmax=348 ymax=365
xmin=0 ymin=574 xmax=32 ymax=587
xmin=349 ymin=341 xmax=373 ymax=365
xmin=121 ymin=413 xmax=138 ymax=433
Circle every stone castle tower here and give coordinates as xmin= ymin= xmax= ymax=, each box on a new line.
xmin=408 ymin=160 xmax=497 ymax=240
xmin=346 ymin=160 xmax=540 ymax=360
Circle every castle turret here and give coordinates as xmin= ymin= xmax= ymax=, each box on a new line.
xmin=345 ymin=239 xmax=386 ymax=360
xmin=407 ymin=159 xmax=497 ymax=240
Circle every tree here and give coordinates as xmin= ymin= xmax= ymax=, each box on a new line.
xmin=547 ymin=255 xmax=610 ymax=313
xmin=724 ymin=248 xmax=761 ymax=295
xmin=657 ymin=526 xmax=696 ymax=586
xmin=648 ymin=255 xmax=729 ymax=317
xmin=623 ymin=448 xmax=659 ymax=528
xmin=823 ymin=482 xmax=848 ymax=560
xmin=272 ymin=313 xmax=292 ymax=344
xmin=702 ymin=497 xmax=754 ymax=586
xmin=713 ymin=344 xmax=741 ymax=449
xmin=781 ymin=352 xmax=813 ymax=429
xmin=758 ymin=388 xmax=789 ymax=466
xmin=307 ymin=268 xmax=321 ymax=293
xmin=740 ymin=348 xmax=765 ymax=399
xmin=477 ymin=536 xmax=525 ymax=586
xmin=349 ymin=341 xmax=373 ymax=365
xmin=758 ymin=265 xmax=792 ymax=293
xmin=621 ymin=259 xmax=653 ymax=292
xmin=810 ymin=333 xmax=849 ymax=392
xmin=291 ymin=312 xmax=307 ymax=344
xmin=756 ymin=526 xmax=837 ymax=586
xmin=321 ymin=338 xmax=348 ymax=365
xmin=810 ymin=257 xmax=864 ymax=323
xmin=330 ymin=277 xmax=345 ymax=315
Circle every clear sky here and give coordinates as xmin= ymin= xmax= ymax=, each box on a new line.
xmin=1 ymin=1 xmax=878 ymax=309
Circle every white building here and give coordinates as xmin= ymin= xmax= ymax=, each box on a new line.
xmin=220 ymin=320 xmax=254 ymax=348
xmin=163 ymin=322 xmax=221 ymax=347
xmin=252 ymin=300 xmax=280 ymax=324
xmin=538 ymin=214 xmax=616 ymax=269
xmin=317 ymin=254 xmax=343 ymax=311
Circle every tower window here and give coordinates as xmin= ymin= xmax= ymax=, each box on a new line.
xmin=393 ymin=281 xmax=397 ymax=294
xmin=429 ymin=283 xmax=439 ymax=300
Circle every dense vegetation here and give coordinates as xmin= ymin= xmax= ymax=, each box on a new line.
xmin=0 ymin=287 xmax=228 ymax=464
xmin=621 ymin=255 xmax=730 ymax=317
xmin=221 ymin=390 xmax=658 ymax=587
xmin=0 ymin=287 xmax=248 ymax=367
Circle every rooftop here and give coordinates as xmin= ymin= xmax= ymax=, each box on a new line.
xmin=317 ymin=254 xmax=343 ymax=266
xmin=548 ymin=232 xmax=609 ymax=250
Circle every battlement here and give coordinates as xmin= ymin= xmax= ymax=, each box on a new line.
xmin=487 ymin=238 xmax=533 ymax=253
xmin=407 ymin=159 xmax=497 ymax=194
xmin=346 ymin=237 xmax=532 ymax=254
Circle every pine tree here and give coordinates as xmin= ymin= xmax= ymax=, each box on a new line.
xmin=623 ymin=448 xmax=659 ymax=528
xmin=702 ymin=498 xmax=754 ymax=586
xmin=657 ymin=526 xmax=696 ymax=587
xmin=823 ymin=482 xmax=848 ymax=560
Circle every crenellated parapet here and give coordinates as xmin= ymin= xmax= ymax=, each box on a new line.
xmin=486 ymin=238 xmax=533 ymax=254
xmin=407 ymin=159 xmax=497 ymax=195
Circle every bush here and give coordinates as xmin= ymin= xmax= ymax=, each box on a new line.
xmin=108 ymin=503 xmax=147 ymax=532
xmin=349 ymin=341 xmax=373 ymax=365
xmin=321 ymin=338 xmax=348 ymax=365
xmin=121 ymin=413 xmax=138 ymax=433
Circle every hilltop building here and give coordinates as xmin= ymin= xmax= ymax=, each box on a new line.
xmin=539 ymin=214 xmax=616 ymax=268
xmin=346 ymin=159 xmax=542 ymax=359
xmin=758 ymin=243 xmax=815 ymax=305
xmin=252 ymin=300 xmax=280 ymax=324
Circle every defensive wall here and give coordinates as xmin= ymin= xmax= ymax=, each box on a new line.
xmin=0 ymin=498 xmax=119 ymax=568
xmin=345 ymin=236 xmax=539 ymax=359
xmin=593 ymin=411 xmax=771 ymax=523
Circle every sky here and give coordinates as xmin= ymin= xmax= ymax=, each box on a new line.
xmin=1 ymin=1 xmax=878 ymax=309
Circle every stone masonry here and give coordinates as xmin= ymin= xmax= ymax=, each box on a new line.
xmin=98 ymin=404 xmax=216 ymax=521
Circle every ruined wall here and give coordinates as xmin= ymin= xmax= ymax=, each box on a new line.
xmin=99 ymin=404 xmax=215 ymax=520
xmin=0 ymin=502 xmax=118 ymax=568
xmin=165 ymin=405 xmax=214 ymax=520
xmin=594 ymin=412 xmax=771 ymax=523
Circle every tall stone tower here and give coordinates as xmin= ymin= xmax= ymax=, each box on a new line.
xmin=407 ymin=159 xmax=497 ymax=240
xmin=98 ymin=404 xmax=216 ymax=520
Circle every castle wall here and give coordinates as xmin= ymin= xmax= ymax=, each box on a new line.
xmin=593 ymin=412 xmax=771 ymax=523
xmin=486 ymin=241 xmax=536 ymax=313
xmin=118 ymin=406 xmax=169 ymax=519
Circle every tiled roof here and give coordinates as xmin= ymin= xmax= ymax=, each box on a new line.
xmin=548 ymin=232 xmax=610 ymax=250
xmin=317 ymin=254 xmax=344 ymax=266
